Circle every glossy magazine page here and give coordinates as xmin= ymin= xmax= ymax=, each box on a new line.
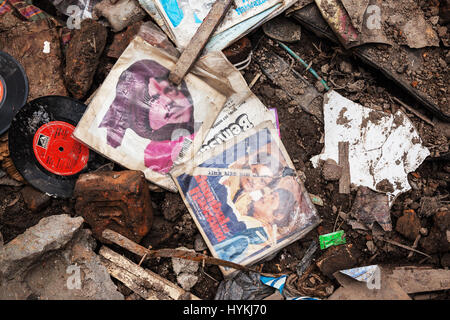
xmin=153 ymin=0 xmax=282 ymax=48
xmin=74 ymin=35 xmax=226 ymax=191
xmin=171 ymin=121 xmax=321 ymax=278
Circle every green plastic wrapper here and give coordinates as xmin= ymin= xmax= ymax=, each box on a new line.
xmin=319 ymin=230 xmax=346 ymax=249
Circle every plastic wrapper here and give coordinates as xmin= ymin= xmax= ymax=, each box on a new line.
xmin=214 ymin=271 xmax=275 ymax=300
xmin=73 ymin=35 xmax=227 ymax=191
xmin=171 ymin=121 xmax=321 ymax=278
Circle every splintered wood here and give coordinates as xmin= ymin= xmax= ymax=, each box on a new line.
xmin=168 ymin=0 xmax=234 ymax=85
xmin=99 ymin=246 xmax=200 ymax=300
xmin=101 ymin=228 xmax=274 ymax=275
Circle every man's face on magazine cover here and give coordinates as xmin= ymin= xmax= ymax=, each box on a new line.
xmin=147 ymin=78 xmax=192 ymax=131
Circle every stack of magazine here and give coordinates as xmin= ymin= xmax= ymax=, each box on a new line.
xmin=138 ymin=0 xmax=299 ymax=51
xmin=74 ymin=21 xmax=320 ymax=278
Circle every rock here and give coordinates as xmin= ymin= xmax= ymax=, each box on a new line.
xmin=20 ymin=186 xmax=51 ymax=212
xmin=321 ymin=64 xmax=330 ymax=74
xmin=23 ymin=229 xmax=124 ymax=300
xmin=194 ymin=234 xmax=207 ymax=252
xmin=419 ymin=227 xmax=428 ymax=236
xmin=395 ymin=210 xmax=422 ymax=241
xmin=315 ymin=80 xmax=326 ymax=93
xmin=339 ymin=60 xmax=353 ymax=74
xmin=322 ymin=159 xmax=343 ymax=181
xmin=176 ymin=273 xmax=199 ymax=292
xmin=316 ymin=243 xmax=360 ymax=278
xmin=0 ymin=214 xmax=84 ymax=280
xmin=171 ymin=247 xmax=199 ymax=275
xmin=106 ymin=20 xmax=143 ymax=59
xmin=419 ymin=210 xmax=450 ymax=254
xmin=430 ymin=16 xmax=440 ymax=25
xmin=64 ymin=19 xmax=108 ymax=100
xmin=366 ymin=240 xmax=377 ymax=254
xmin=438 ymin=26 xmax=448 ymax=38
xmin=93 ymin=0 xmax=146 ymax=32
xmin=171 ymin=247 xmax=199 ymax=291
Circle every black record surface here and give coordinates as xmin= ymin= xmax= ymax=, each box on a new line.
xmin=9 ymin=96 xmax=105 ymax=198
xmin=0 ymin=51 xmax=29 ymax=135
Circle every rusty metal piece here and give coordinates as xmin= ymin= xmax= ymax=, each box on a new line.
xmin=168 ymin=0 xmax=234 ymax=85
xmin=102 ymin=228 xmax=283 ymax=277
xmin=74 ymin=170 xmax=153 ymax=244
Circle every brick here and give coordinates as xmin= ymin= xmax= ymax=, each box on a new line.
xmin=73 ymin=170 xmax=153 ymax=244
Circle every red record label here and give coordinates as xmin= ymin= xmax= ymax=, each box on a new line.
xmin=0 ymin=79 xmax=4 ymax=103
xmin=33 ymin=121 xmax=89 ymax=176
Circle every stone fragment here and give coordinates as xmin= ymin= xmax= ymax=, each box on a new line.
xmin=20 ymin=186 xmax=51 ymax=212
xmin=395 ymin=210 xmax=422 ymax=241
xmin=322 ymin=159 xmax=343 ymax=181
xmin=0 ymin=214 xmax=84 ymax=280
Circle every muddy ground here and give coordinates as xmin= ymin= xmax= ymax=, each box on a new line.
xmin=1 ymin=1 xmax=449 ymax=300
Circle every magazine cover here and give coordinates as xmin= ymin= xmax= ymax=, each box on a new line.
xmin=73 ymin=35 xmax=226 ymax=191
xmin=198 ymin=96 xmax=278 ymax=155
xmin=153 ymin=0 xmax=282 ymax=48
xmin=171 ymin=121 xmax=321 ymax=278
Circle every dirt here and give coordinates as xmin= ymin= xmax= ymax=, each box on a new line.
xmin=1 ymin=1 xmax=450 ymax=301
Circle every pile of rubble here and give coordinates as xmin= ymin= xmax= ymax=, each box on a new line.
xmin=0 ymin=0 xmax=449 ymax=301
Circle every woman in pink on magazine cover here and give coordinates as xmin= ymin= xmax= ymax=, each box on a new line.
xmin=99 ymin=59 xmax=196 ymax=173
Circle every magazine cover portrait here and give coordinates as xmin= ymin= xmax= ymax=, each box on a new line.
xmin=172 ymin=121 xmax=320 ymax=277
xmin=74 ymin=35 xmax=225 ymax=191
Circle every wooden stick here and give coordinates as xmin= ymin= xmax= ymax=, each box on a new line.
xmin=169 ymin=0 xmax=234 ymax=85
xmin=99 ymin=246 xmax=200 ymax=300
xmin=391 ymin=97 xmax=435 ymax=127
xmin=102 ymin=228 xmax=282 ymax=277
xmin=383 ymin=239 xmax=431 ymax=259
xmin=338 ymin=141 xmax=350 ymax=194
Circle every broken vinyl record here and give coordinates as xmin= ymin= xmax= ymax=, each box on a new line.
xmin=0 ymin=51 xmax=28 ymax=135
xmin=9 ymin=96 xmax=105 ymax=198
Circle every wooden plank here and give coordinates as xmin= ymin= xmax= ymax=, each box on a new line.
xmin=390 ymin=267 xmax=450 ymax=294
xmin=99 ymin=246 xmax=200 ymax=300
xmin=338 ymin=141 xmax=350 ymax=194
xmin=168 ymin=0 xmax=234 ymax=85
xmin=100 ymin=257 xmax=164 ymax=300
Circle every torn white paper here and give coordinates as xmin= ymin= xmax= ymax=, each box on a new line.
xmin=311 ymin=90 xmax=430 ymax=203
xmin=340 ymin=265 xmax=380 ymax=283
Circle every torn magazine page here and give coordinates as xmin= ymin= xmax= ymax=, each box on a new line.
xmin=73 ymin=35 xmax=226 ymax=192
xmin=310 ymin=90 xmax=430 ymax=204
xmin=152 ymin=0 xmax=282 ymax=49
xmin=171 ymin=121 xmax=321 ymax=278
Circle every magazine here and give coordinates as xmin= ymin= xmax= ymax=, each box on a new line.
xmin=73 ymin=35 xmax=226 ymax=191
xmin=152 ymin=0 xmax=282 ymax=48
xmin=171 ymin=121 xmax=321 ymax=278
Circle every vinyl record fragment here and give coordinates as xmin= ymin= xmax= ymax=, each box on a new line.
xmin=0 ymin=51 xmax=29 ymax=135
xmin=8 ymin=96 xmax=104 ymax=198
